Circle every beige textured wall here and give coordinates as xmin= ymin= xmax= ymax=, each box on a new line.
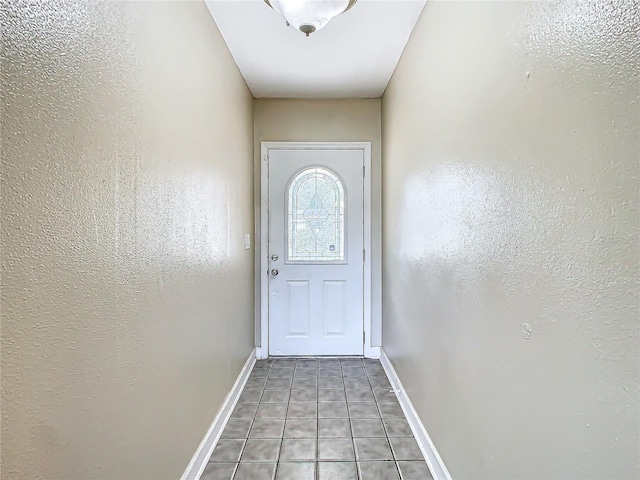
xmin=382 ymin=1 xmax=639 ymax=479
xmin=253 ymin=99 xmax=382 ymax=348
xmin=1 ymin=2 xmax=254 ymax=479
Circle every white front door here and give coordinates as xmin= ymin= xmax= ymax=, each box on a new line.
xmin=268 ymin=148 xmax=364 ymax=356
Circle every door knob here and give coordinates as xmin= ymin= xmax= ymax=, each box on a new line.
xmin=271 ymin=269 xmax=279 ymax=277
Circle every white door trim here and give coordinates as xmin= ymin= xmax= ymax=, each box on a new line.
xmin=258 ymin=142 xmax=377 ymax=359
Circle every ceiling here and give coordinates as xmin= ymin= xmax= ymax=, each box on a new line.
xmin=204 ymin=0 xmax=426 ymax=98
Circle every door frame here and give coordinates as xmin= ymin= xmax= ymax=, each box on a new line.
xmin=258 ymin=142 xmax=377 ymax=358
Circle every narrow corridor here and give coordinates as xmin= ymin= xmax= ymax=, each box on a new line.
xmin=201 ymin=357 xmax=432 ymax=480
xmin=3 ymin=1 xmax=638 ymax=478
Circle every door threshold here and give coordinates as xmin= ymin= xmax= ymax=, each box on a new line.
xmin=263 ymin=354 xmax=365 ymax=359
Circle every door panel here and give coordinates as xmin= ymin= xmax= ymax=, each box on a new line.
xmin=287 ymin=281 xmax=310 ymax=336
xmin=323 ymin=280 xmax=346 ymax=335
xmin=268 ymin=149 xmax=364 ymax=356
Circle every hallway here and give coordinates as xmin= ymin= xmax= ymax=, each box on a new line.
xmin=2 ymin=1 xmax=638 ymax=480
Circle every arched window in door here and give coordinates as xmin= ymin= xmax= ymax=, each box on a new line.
xmin=287 ymin=166 xmax=345 ymax=263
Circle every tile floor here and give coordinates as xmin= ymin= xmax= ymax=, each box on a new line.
xmin=201 ymin=357 xmax=433 ymax=480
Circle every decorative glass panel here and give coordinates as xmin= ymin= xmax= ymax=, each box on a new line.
xmin=287 ymin=167 xmax=345 ymax=263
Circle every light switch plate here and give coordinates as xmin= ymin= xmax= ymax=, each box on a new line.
xmin=244 ymin=233 xmax=251 ymax=250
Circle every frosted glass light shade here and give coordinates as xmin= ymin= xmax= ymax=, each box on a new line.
xmin=265 ymin=0 xmax=357 ymax=36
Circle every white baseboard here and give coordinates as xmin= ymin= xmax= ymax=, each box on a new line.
xmin=364 ymin=345 xmax=381 ymax=359
xmin=255 ymin=346 xmax=268 ymax=360
xmin=379 ymin=349 xmax=452 ymax=480
xmin=181 ymin=349 xmax=256 ymax=480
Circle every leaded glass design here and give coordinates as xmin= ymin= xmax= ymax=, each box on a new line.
xmin=287 ymin=167 xmax=345 ymax=263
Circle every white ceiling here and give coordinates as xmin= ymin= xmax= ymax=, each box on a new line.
xmin=204 ymin=0 xmax=426 ymax=98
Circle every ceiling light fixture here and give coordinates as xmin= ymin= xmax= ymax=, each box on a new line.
xmin=264 ymin=0 xmax=358 ymax=36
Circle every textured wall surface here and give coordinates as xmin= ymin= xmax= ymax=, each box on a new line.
xmin=382 ymin=1 xmax=639 ymax=479
xmin=253 ymin=99 xmax=382 ymax=348
xmin=1 ymin=1 xmax=254 ymax=479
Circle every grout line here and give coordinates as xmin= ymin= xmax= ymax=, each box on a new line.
xmin=347 ymin=379 xmax=361 ymax=480
xmin=243 ymin=360 xmax=279 ymax=480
